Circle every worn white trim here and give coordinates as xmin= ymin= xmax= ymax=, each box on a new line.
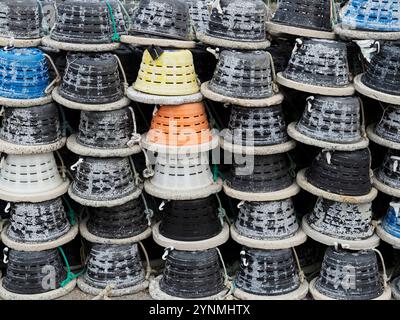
xmin=42 ymin=36 xmax=120 ymax=52
xmin=0 ymin=179 xmax=70 ymax=203
xmin=77 ymin=278 xmax=149 ymax=297
xmin=0 ymin=278 xmax=76 ymax=300
xmin=149 ymin=275 xmax=228 ymax=300
xmin=1 ymin=223 xmax=79 ymax=252
xmin=0 ymin=37 xmax=42 ymax=48
xmin=234 ymin=280 xmax=309 ymax=300
xmin=152 ymin=222 xmax=229 ymax=251
xmin=120 ymin=35 xmax=196 ymax=49
xmin=197 ymin=32 xmax=270 ymax=50
xmin=354 ymin=74 xmax=400 ymax=105
xmin=201 ymin=82 xmax=284 ymax=107
xmin=0 ymin=95 xmax=52 ymax=108
xmin=0 ymin=137 xmax=67 ymax=155
xmin=277 ymin=73 xmax=355 ymax=96
xmin=68 ymin=184 xmax=143 ymax=208
xmin=141 ymin=133 xmax=219 ymax=154
xmin=367 ymin=124 xmax=400 ymax=150
xmin=287 ymin=122 xmax=369 ymax=151
xmin=79 ymin=218 xmax=152 ymax=245
xmin=334 ymin=25 xmax=400 ymax=41
xmin=297 ymin=169 xmax=378 ymax=204
xmin=127 ymin=87 xmax=203 ymax=106
xmin=309 ymin=277 xmax=392 ymax=300
xmin=373 ymin=176 xmax=400 ymax=198
xmin=220 ymin=137 xmax=296 ymax=155
xmin=230 ymin=225 xmax=307 ymax=249
xmin=223 ymin=181 xmax=300 ymax=202
xmin=144 ymin=180 xmax=222 ymax=201
xmin=392 ymin=278 xmax=400 ymax=300
xmin=266 ymin=22 xmax=336 ymax=40
xmin=302 ymin=216 xmax=380 ymax=250
xmin=67 ymin=135 xmax=141 ymax=158
xmin=52 ymin=87 xmax=131 ymax=112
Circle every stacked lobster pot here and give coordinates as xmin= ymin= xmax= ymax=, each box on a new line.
xmin=124 ymin=0 xmax=229 ymax=300
xmin=43 ymin=0 xmax=151 ymax=298
xmin=199 ymin=0 xmax=309 ymax=300
xmin=0 ymin=42 xmax=78 ymax=299
xmin=334 ymin=1 xmax=400 ymax=299
xmin=267 ymin=0 xmax=392 ymax=300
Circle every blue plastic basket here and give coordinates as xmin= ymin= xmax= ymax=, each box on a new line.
xmin=341 ymin=0 xmax=400 ymax=32
xmin=0 ymin=48 xmax=49 ymax=99
xmin=382 ymin=201 xmax=400 ymax=238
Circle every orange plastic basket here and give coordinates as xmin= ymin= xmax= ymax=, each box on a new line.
xmin=147 ymin=102 xmax=212 ymax=146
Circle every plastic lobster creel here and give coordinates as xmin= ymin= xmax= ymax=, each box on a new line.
xmin=234 ymin=247 xmax=309 ymax=300
xmin=369 ymin=105 xmax=400 ymax=150
xmin=0 ymin=248 xmax=76 ymax=300
xmin=78 ymin=243 xmax=149 ymax=297
xmin=376 ymin=199 xmax=400 ymax=247
xmin=310 ymin=247 xmax=391 ymax=300
xmin=43 ymin=0 xmax=126 ymax=51
xmin=150 ymin=249 xmax=227 ymax=300
xmin=266 ymin=0 xmax=335 ymax=39
xmin=277 ymin=39 xmax=355 ymax=96
xmin=0 ymin=152 xmax=70 ymax=203
xmin=374 ymin=149 xmax=400 ymax=198
xmin=197 ymin=0 xmax=270 ymax=50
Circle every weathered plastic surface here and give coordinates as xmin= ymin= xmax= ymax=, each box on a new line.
xmin=315 ymin=247 xmax=384 ymax=300
xmin=0 ymin=103 xmax=62 ymax=145
xmin=236 ymin=248 xmax=301 ymax=296
xmin=83 ymin=244 xmax=145 ymax=289
xmin=60 ymin=53 xmax=123 ymax=104
xmin=0 ymin=0 xmax=41 ymax=39
xmin=225 ymin=105 xmax=289 ymax=147
xmin=0 ymin=48 xmax=49 ymax=99
xmin=186 ymin=0 xmax=209 ymax=33
xmin=3 ymin=249 xmax=66 ymax=294
xmin=226 ymin=154 xmax=293 ymax=193
xmin=159 ymin=196 xmax=222 ymax=241
xmin=206 ymin=0 xmax=267 ymax=42
xmin=283 ymin=39 xmax=351 ymax=88
xmin=375 ymin=105 xmax=400 ymax=144
xmin=51 ymin=0 xmax=126 ymax=44
xmin=341 ymin=0 xmax=400 ymax=31
xmin=362 ymin=42 xmax=400 ymax=96
xmin=296 ymin=95 xmax=362 ymax=144
xmin=77 ymin=108 xmax=134 ymax=149
xmin=159 ymin=249 xmax=225 ymax=298
xmin=209 ymin=50 xmax=274 ymax=99
xmin=130 ymin=0 xmax=192 ymax=40
xmin=272 ymin=0 xmax=332 ymax=31
xmin=307 ymin=198 xmax=374 ymax=240
xmin=87 ymin=199 xmax=148 ymax=239
xmin=306 ymin=149 xmax=372 ymax=196
xmin=71 ymin=157 xmax=136 ymax=201
xmin=375 ymin=148 xmax=400 ymax=189
xmin=235 ymin=199 xmax=299 ymax=240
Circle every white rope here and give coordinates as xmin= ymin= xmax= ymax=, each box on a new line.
xmin=113 ymin=54 xmax=129 ymax=95
xmin=140 ymin=146 xmax=155 ymax=179
xmin=55 ymin=150 xmax=67 ymax=180
xmin=292 ymin=247 xmax=305 ymax=283
xmin=216 ymin=247 xmax=229 ymax=286
xmin=372 ymin=248 xmax=389 ymax=287
xmin=127 ymin=107 xmax=141 ymax=147
xmin=139 ymin=241 xmax=154 ymax=280
xmin=140 ymin=193 xmax=153 ymax=227
xmin=129 ymin=156 xmax=142 ymax=186
xmin=265 ymin=51 xmax=279 ymax=93
xmin=91 ymin=284 xmax=116 ymax=300
xmin=44 ymin=54 xmax=61 ymax=94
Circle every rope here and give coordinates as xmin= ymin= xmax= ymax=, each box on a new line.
xmin=139 ymin=241 xmax=154 ymax=280
xmin=58 ymin=247 xmax=86 ymax=287
xmin=215 ymin=193 xmax=227 ymax=227
xmin=292 ymin=247 xmax=305 ymax=283
xmin=372 ymin=248 xmax=389 ymax=287
xmin=357 ymin=97 xmax=367 ymax=138
xmin=140 ymin=146 xmax=155 ymax=179
xmin=213 ymin=164 xmax=224 ymax=182
xmin=265 ymin=51 xmax=279 ymax=93
xmin=104 ymin=0 xmax=121 ymax=42
xmin=215 ymin=247 xmax=229 ymax=286
xmin=140 ymin=193 xmax=154 ymax=227
xmin=55 ymin=151 xmax=67 ymax=180
xmin=116 ymin=0 xmax=132 ymax=30
xmin=62 ymin=196 xmax=77 ymax=226
xmin=127 ymin=107 xmax=141 ymax=147
xmin=92 ymin=284 xmax=116 ymax=300
xmin=44 ymin=54 xmax=61 ymax=95
xmin=58 ymin=105 xmax=74 ymax=137
xmin=113 ymin=54 xmax=128 ymax=94
xmin=129 ymin=156 xmax=142 ymax=186
xmin=287 ymin=153 xmax=297 ymax=178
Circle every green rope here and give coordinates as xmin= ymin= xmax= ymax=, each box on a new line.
xmin=58 ymin=106 xmax=74 ymax=136
xmin=105 ymin=0 xmax=121 ymax=42
xmin=213 ymin=164 xmax=224 ymax=182
xmin=215 ymin=193 xmax=226 ymax=227
xmin=58 ymin=247 xmax=86 ymax=287
xmin=62 ymin=197 xmax=77 ymax=226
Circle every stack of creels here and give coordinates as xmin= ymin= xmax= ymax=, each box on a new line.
xmin=0 ymin=46 xmax=76 ymax=300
